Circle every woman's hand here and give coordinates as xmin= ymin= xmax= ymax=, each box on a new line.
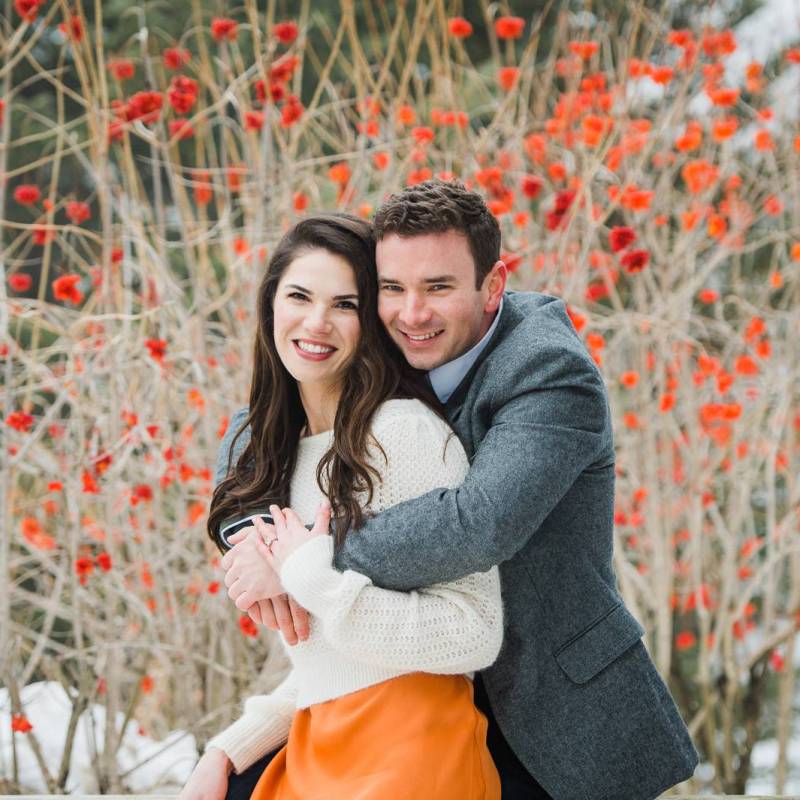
xmin=221 ymin=527 xmax=283 ymax=612
xmin=257 ymin=501 xmax=331 ymax=573
xmin=177 ymin=747 xmax=231 ymax=800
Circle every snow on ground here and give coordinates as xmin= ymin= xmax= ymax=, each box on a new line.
xmin=0 ymin=682 xmax=195 ymax=794
xmin=747 ymin=735 xmax=800 ymax=794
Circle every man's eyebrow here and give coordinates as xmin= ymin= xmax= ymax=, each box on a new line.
xmin=286 ymin=283 xmax=358 ymax=301
xmin=378 ymin=275 xmax=458 ymax=284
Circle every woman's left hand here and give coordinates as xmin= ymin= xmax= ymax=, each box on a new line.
xmin=256 ymin=501 xmax=331 ymax=572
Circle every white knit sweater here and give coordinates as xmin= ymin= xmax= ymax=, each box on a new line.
xmin=206 ymin=399 xmax=503 ymax=773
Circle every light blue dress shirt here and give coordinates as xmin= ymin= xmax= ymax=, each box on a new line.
xmin=428 ymin=297 xmax=504 ymax=404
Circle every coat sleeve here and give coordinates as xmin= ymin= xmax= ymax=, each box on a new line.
xmin=213 ymin=407 xmax=251 ymax=488
xmin=333 ymin=340 xmax=612 ymax=591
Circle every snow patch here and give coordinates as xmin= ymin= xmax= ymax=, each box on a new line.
xmin=747 ymin=735 xmax=800 ymax=794
xmin=0 ymin=682 xmax=196 ymax=794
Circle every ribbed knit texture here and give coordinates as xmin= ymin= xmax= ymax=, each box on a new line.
xmin=206 ymin=399 xmax=502 ymax=774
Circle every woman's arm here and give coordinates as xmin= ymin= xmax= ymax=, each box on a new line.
xmin=204 ymin=670 xmax=297 ymax=774
xmin=206 ymin=414 xmax=297 ymax=774
xmin=280 ymin=537 xmax=502 ymax=673
xmin=276 ymin=405 xmax=503 ymax=673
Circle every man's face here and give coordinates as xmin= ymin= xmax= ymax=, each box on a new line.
xmin=376 ymin=230 xmax=505 ymax=371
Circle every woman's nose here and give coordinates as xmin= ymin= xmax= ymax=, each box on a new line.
xmin=303 ymin=304 xmax=332 ymax=333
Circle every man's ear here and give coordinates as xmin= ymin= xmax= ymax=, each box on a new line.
xmin=482 ymin=260 xmax=508 ymax=313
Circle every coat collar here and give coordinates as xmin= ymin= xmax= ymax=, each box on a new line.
xmin=443 ymin=292 xmax=526 ymax=413
xmin=428 ymin=297 xmax=505 ymax=404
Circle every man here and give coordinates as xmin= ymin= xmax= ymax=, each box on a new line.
xmin=213 ymin=180 xmax=698 ymax=799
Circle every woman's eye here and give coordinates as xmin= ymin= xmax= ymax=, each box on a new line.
xmin=288 ymin=292 xmax=308 ymax=301
xmin=337 ymin=301 xmax=358 ymax=310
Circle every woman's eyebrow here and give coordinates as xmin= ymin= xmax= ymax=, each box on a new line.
xmin=285 ymin=283 xmax=357 ymax=301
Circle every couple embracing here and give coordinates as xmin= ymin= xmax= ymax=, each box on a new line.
xmin=181 ymin=179 xmax=698 ymax=800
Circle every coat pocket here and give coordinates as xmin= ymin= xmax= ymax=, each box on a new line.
xmin=554 ymin=603 xmax=645 ymax=684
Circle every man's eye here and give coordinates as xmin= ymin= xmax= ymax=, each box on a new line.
xmin=380 ymin=284 xmax=402 ymax=292
xmin=430 ymin=284 xmax=450 ymax=291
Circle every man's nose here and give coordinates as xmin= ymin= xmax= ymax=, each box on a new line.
xmin=398 ymin=294 xmax=432 ymax=329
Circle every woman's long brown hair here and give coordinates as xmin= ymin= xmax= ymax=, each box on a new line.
xmin=207 ymin=213 xmax=443 ymax=548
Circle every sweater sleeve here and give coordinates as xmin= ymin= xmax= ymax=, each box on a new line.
xmin=204 ymin=670 xmax=297 ymax=774
xmin=279 ymin=406 xmax=503 ymax=674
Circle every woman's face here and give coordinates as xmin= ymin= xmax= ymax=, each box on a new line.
xmin=273 ymin=248 xmax=362 ymax=394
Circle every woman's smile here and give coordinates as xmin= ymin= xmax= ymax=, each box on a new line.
xmin=293 ymin=338 xmax=338 ymax=360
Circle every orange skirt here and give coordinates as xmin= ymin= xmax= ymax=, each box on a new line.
xmin=250 ymin=672 xmax=500 ymax=800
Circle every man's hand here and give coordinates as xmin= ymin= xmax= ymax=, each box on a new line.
xmin=253 ymin=595 xmax=311 ymax=646
xmin=221 ymin=528 xmax=312 ymax=644
xmin=221 ymin=526 xmax=283 ymax=610
xmin=177 ymin=747 xmax=231 ymax=800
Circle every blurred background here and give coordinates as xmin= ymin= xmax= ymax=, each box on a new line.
xmin=2 ymin=0 xmax=799 ymax=794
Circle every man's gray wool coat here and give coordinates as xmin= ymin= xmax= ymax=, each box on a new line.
xmin=217 ymin=291 xmax=699 ymax=800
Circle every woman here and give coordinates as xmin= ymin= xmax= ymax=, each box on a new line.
xmin=183 ymin=214 xmax=502 ymax=799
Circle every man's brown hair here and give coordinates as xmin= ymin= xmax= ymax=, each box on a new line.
xmin=373 ymin=179 xmax=501 ymax=288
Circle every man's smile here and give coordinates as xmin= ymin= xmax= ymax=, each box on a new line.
xmin=399 ymin=329 xmax=445 ymax=345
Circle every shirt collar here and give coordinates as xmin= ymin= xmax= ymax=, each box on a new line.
xmin=428 ymin=296 xmax=504 ymax=404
